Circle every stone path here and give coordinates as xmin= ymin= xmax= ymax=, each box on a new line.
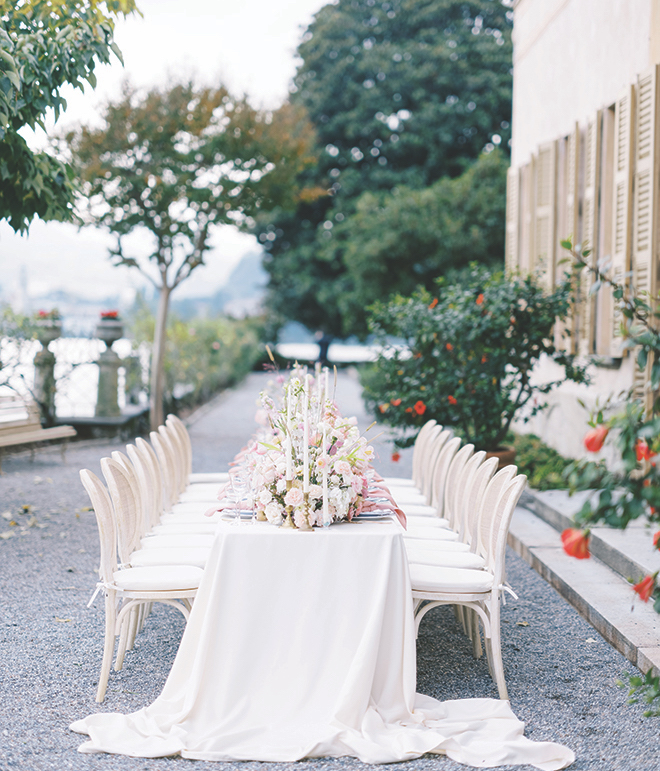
xmin=0 ymin=371 xmax=658 ymax=771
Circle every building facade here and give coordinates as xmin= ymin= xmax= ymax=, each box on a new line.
xmin=507 ymin=0 xmax=660 ymax=457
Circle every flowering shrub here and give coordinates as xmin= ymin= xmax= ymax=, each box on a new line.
xmin=35 ymin=309 xmax=60 ymax=321
xmin=362 ymin=266 xmax=587 ymax=451
xmin=100 ymin=310 xmax=120 ymax=320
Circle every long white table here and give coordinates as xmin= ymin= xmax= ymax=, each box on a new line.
xmin=72 ymin=518 xmax=573 ymax=769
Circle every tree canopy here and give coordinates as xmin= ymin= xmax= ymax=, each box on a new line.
xmin=0 ymin=0 xmax=138 ymax=232
xmin=69 ymin=79 xmax=318 ymax=427
xmin=258 ymin=0 xmax=513 ymax=339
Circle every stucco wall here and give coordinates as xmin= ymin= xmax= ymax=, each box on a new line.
xmin=511 ymin=0 xmax=657 ymax=166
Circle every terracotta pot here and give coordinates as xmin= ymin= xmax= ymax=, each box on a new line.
xmin=484 ymin=445 xmax=516 ymax=470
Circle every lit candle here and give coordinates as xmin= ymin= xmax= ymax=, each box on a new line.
xmin=303 ymin=374 xmax=310 ymax=493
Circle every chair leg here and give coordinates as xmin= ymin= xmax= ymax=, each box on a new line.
xmin=126 ymin=606 xmax=140 ymax=651
xmin=115 ymin=604 xmax=132 ymax=671
xmin=488 ymin=599 xmax=508 ymax=700
xmin=96 ymin=592 xmax=117 ymax=703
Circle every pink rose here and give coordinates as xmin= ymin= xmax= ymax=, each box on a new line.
xmin=284 ymin=487 xmax=304 ymax=507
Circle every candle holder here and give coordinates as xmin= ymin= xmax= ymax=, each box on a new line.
xmin=281 ymin=479 xmax=297 ymax=529
xmin=297 ymin=492 xmax=314 ymax=532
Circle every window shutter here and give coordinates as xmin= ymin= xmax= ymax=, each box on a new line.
xmin=560 ymin=125 xmax=580 ymax=353
xmin=533 ymin=142 xmax=557 ymax=291
xmin=519 ymin=161 xmax=534 ymax=275
xmin=610 ymin=86 xmax=635 ymax=357
xmin=579 ymin=112 xmax=602 ymax=355
xmin=505 ymin=166 xmax=520 ymax=274
xmin=631 ymin=65 xmax=659 ymax=409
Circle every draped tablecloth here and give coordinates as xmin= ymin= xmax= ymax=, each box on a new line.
xmin=71 ymin=519 xmax=573 ymax=769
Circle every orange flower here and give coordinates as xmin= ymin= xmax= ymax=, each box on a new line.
xmin=636 ymin=438 xmax=653 ymax=462
xmin=633 ymin=574 xmax=656 ymax=602
xmin=584 ymin=426 xmax=608 ymax=453
xmin=653 ymin=531 xmax=660 ymax=550
xmin=378 ymin=403 xmax=389 ymax=413
xmin=428 ymin=297 xmax=438 ymax=309
xmin=413 ymin=400 xmax=426 ymax=415
xmin=476 ymin=293 xmax=484 ymax=305
xmin=390 ymin=398 xmax=402 ymax=406
xmin=391 ymin=451 xmax=401 ymax=463
xmin=561 ymin=528 xmax=590 ymax=559
xmin=405 ymin=407 xmax=413 ymax=413
xmin=446 ymin=343 xmax=453 ymax=352
xmin=414 ymin=352 xmax=422 ymax=359
xmin=448 ymin=395 xmax=457 ymax=405
xmin=481 ymin=355 xmax=487 ymax=364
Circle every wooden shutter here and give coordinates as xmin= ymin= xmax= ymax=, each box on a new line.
xmin=560 ymin=125 xmax=580 ymax=353
xmin=505 ymin=166 xmax=520 ymax=274
xmin=579 ymin=112 xmax=602 ymax=355
xmin=610 ymin=86 xmax=635 ymax=356
xmin=519 ymin=161 xmax=534 ymax=275
xmin=631 ymin=66 xmax=660 ymax=409
xmin=533 ymin=142 xmax=557 ymax=291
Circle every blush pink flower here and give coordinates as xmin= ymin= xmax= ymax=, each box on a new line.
xmin=284 ymin=487 xmax=304 ymax=507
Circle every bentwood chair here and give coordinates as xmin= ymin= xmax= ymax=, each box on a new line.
xmin=166 ymin=413 xmax=229 ymax=485
xmin=80 ymin=468 xmax=203 ymax=702
xmin=410 ymin=472 xmax=527 ymax=699
xmin=381 ymin=419 xmax=438 ymax=490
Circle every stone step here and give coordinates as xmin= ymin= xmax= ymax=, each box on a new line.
xmin=508 ymin=495 xmax=660 ymax=678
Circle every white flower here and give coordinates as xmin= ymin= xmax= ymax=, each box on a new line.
xmin=265 ymin=501 xmax=283 ymax=524
xmin=258 ymin=488 xmax=273 ymax=506
xmin=285 ymin=487 xmax=305 ymax=507
xmin=309 ymin=484 xmax=323 ymax=500
xmin=276 ymin=477 xmax=288 ymax=494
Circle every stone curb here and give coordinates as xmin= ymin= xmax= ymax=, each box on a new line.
xmin=508 ymin=499 xmax=660 ymax=678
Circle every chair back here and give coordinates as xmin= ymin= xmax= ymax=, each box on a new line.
xmin=411 ymin=420 xmax=437 ymax=487
xmin=460 ymin=456 xmax=498 ymax=547
xmin=110 ymin=450 xmax=149 ymax=538
xmin=443 ymin=443 xmax=474 ymax=529
xmin=135 ymin=437 xmax=164 ymax=524
xmin=102 ymin=457 xmax=143 ymax=565
xmin=150 ymin=430 xmax=177 ymax=511
xmin=126 ymin=443 xmax=159 ymax=531
xmin=428 ymin=435 xmax=461 ymax=516
xmin=166 ymin=414 xmax=193 ymax=479
xmin=483 ymin=473 xmax=527 ymax=582
xmin=80 ymin=468 xmax=118 ymax=583
xmin=474 ymin=465 xmax=518 ymax=561
xmin=418 ymin=428 xmax=451 ymax=502
xmin=160 ymin=423 xmax=187 ymax=495
xmin=452 ymin=450 xmax=486 ymax=541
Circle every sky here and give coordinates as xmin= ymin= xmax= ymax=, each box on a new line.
xmin=1 ymin=0 xmax=327 ymax=308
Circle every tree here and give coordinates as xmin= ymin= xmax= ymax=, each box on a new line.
xmin=0 ymin=0 xmax=138 ymax=232
xmin=265 ymin=148 xmax=507 ymax=338
xmin=258 ymin=0 xmax=513 ymax=338
xmin=69 ymin=80 xmax=317 ymax=428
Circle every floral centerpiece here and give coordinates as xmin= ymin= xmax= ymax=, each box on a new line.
xmin=235 ymin=367 xmax=375 ymax=528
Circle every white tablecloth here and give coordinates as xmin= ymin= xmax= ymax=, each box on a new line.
xmin=71 ymin=519 xmax=573 ymax=769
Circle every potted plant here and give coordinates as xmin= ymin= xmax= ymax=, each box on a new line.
xmin=33 ymin=309 xmax=62 ymax=346
xmin=362 ymin=266 xmax=588 ymax=458
xmin=95 ymin=310 xmax=124 ymax=348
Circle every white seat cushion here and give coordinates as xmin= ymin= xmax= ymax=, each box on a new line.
xmin=405 ymin=515 xmax=450 ymax=528
xmin=405 ymin=545 xmax=485 ymax=570
xmin=410 ymin=563 xmax=494 ymax=593
xmin=390 ymin=491 xmax=428 ymax=505
xmin=402 ymin=526 xmax=459 ymax=541
xmin=150 ymin=522 xmax=218 ymax=535
xmin=161 ymin=511 xmax=223 ymax=524
xmin=140 ymin=534 xmax=215 ymax=549
xmin=113 ymin=565 xmax=203 ymax=591
xmin=189 ymin=472 xmax=229 ymax=484
xmin=382 ymin=477 xmax=416 ymax=487
xmin=171 ymin=501 xmax=217 ymax=514
xmin=399 ymin=503 xmax=437 ymax=515
xmin=403 ymin=539 xmax=471 ymax=552
xmin=130 ymin=547 xmax=210 ymax=569
xmin=178 ymin=487 xmax=223 ymax=502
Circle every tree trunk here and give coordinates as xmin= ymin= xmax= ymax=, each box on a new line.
xmin=150 ymin=284 xmax=171 ymax=431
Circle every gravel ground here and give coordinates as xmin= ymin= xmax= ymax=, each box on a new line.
xmin=0 ymin=371 xmax=658 ymax=771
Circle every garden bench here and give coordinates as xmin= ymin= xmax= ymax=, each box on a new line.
xmin=0 ymin=395 xmax=76 ymax=473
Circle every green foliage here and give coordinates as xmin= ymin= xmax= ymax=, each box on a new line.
xmin=507 ymin=433 xmax=571 ymax=491
xmin=361 ymin=266 xmax=587 ymax=451
xmin=620 ymin=670 xmax=660 ymax=717
xmin=0 ymin=0 xmax=138 ymax=232
xmin=259 ymin=0 xmax=513 ymax=338
xmin=129 ymin=304 xmax=263 ymax=413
